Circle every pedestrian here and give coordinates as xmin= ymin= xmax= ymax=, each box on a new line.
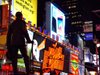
xmin=7 ymin=12 xmax=33 ymax=75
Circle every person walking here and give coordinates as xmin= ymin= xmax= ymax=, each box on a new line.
xmin=7 ymin=12 xmax=33 ymax=75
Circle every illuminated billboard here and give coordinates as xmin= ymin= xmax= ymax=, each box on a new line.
xmin=70 ymin=53 xmax=79 ymax=75
xmin=42 ymin=40 xmax=65 ymax=71
xmin=93 ymin=54 xmax=99 ymax=65
xmin=83 ymin=21 xmax=93 ymax=33
xmin=12 ymin=0 xmax=37 ymax=27
xmin=85 ymin=33 xmax=93 ymax=41
xmin=32 ymin=32 xmax=65 ymax=70
xmin=17 ymin=31 xmax=79 ymax=73
xmin=0 ymin=5 xmax=8 ymax=35
xmin=30 ymin=32 xmax=46 ymax=62
xmin=0 ymin=4 xmax=8 ymax=50
xmin=31 ymin=32 xmax=71 ymax=72
xmin=46 ymin=2 xmax=65 ymax=42
xmin=95 ymin=24 xmax=100 ymax=31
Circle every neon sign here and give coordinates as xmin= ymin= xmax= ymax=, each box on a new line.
xmin=42 ymin=42 xmax=64 ymax=71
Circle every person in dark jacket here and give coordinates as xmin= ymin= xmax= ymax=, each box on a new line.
xmin=7 ymin=12 xmax=33 ymax=75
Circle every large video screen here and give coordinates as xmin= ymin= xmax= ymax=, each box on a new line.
xmin=46 ymin=2 xmax=65 ymax=42
xmin=51 ymin=3 xmax=65 ymax=39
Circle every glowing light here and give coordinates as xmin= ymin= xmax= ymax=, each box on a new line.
xmin=89 ymin=71 xmax=96 ymax=75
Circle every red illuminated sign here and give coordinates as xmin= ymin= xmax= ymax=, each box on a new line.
xmin=71 ymin=53 xmax=79 ymax=75
xmin=96 ymin=24 xmax=100 ymax=31
xmin=43 ymin=69 xmax=51 ymax=73
xmin=2 ymin=65 xmax=13 ymax=71
xmin=0 ymin=5 xmax=8 ymax=35
xmin=55 ymin=69 xmax=60 ymax=75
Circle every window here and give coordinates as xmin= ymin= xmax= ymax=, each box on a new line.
xmin=72 ymin=6 xmax=76 ymax=8
xmin=66 ymin=17 xmax=69 ymax=19
xmin=68 ymin=6 xmax=71 ymax=9
xmin=77 ymin=15 xmax=81 ymax=17
xmin=72 ymin=15 xmax=76 ymax=18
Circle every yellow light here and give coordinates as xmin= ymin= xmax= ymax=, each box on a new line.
xmin=89 ymin=71 xmax=97 ymax=75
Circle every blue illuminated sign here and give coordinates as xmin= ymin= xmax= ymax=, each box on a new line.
xmin=85 ymin=33 xmax=93 ymax=41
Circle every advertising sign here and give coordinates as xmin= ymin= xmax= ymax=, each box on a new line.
xmin=83 ymin=21 xmax=93 ymax=32
xmin=95 ymin=24 xmax=100 ymax=31
xmin=51 ymin=3 xmax=65 ymax=37
xmin=71 ymin=53 xmax=79 ymax=75
xmin=0 ymin=4 xmax=8 ymax=35
xmin=53 ymin=69 xmax=68 ymax=75
xmin=42 ymin=39 xmax=65 ymax=71
xmin=31 ymin=32 xmax=46 ymax=62
xmin=32 ymin=31 xmax=72 ymax=72
xmin=85 ymin=33 xmax=93 ymax=41
xmin=93 ymin=54 xmax=99 ymax=65
xmin=0 ymin=4 xmax=8 ymax=50
xmin=42 ymin=68 xmax=51 ymax=75
xmin=46 ymin=2 xmax=65 ymax=42
xmin=12 ymin=0 xmax=37 ymax=26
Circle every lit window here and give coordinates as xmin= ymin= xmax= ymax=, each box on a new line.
xmin=72 ymin=15 xmax=76 ymax=18
xmin=68 ymin=6 xmax=71 ymax=9
xmin=77 ymin=15 xmax=81 ymax=17
xmin=73 ymin=6 xmax=76 ymax=8
xmin=71 ymin=22 xmax=75 ymax=24
xmin=74 ymin=22 xmax=76 ymax=24
xmin=66 ymin=17 xmax=69 ymax=19
xmin=71 ymin=6 xmax=76 ymax=8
